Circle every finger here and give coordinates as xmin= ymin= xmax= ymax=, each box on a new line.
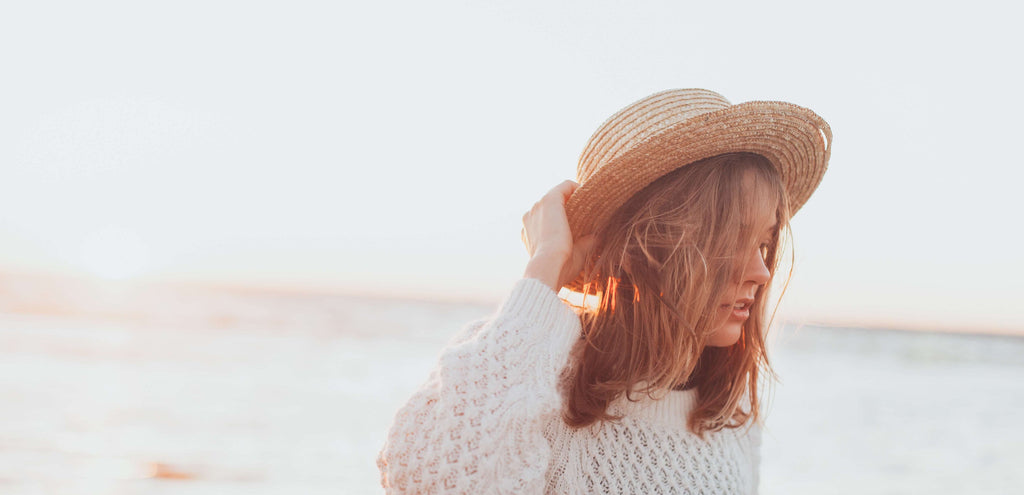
xmin=575 ymin=234 xmax=597 ymax=255
xmin=546 ymin=180 xmax=579 ymax=204
xmin=521 ymin=226 xmax=536 ymax=257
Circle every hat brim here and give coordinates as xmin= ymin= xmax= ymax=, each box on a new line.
xmin=563 ymin=100 xmax=831 ymax=291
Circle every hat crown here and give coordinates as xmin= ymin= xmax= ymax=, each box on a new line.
xmin=563 ymin=88 xmax=831 ymax=280
xmin=578 ymin=89 xmax=732 ymax=182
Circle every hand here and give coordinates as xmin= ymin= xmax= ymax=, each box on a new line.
xmin=521 ymin=180 xmax=596 ymax=291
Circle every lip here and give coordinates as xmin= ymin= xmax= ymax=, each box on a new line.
xmin=729 ymin=305 xmax=750 ymax=320
xmin=721 ymin=298 xmax=754 ymax=321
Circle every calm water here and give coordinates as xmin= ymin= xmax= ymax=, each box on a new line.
xmin=0 ymin=285 xmax=1021 ymax=494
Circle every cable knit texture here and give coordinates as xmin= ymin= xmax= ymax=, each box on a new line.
xmin=377 ymin=278 xmax=761 ymax=494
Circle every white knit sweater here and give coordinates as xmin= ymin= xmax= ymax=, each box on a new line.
xmin=377 ymin=278 xmax=761 ymax=494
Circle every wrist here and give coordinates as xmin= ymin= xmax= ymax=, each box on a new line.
xmin=531 ymin=247 xmax=571 ymax=263
xmin=523 ymin=253 xmax=566 ymax=291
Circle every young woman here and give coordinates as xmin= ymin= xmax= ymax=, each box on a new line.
xmin=377 ymin=89 xmax=832 ymax=494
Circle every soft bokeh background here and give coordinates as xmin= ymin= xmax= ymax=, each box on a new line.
xmin=1 ymin=1 xmax=1022 ymax=493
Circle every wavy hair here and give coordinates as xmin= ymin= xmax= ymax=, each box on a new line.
xmin=563 ymin=152 xmax=791 ymax=436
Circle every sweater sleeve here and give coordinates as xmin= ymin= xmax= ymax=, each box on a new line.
xmin=377 ymin=278 xmax=582 ymax=494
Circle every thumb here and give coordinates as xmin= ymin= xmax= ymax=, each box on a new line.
xmin=558 ymin=234 xmax=597 ymax=288
xmin=574 ymin=234 xmax=597 ymax=262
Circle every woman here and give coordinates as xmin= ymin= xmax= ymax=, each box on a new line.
xmin=377 ymin=89 xmax=832 ymax=494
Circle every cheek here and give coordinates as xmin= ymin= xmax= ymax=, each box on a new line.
xmin=707 ymin=319 xmax=743 ymax=347
xmin=714 ymin=304 xmax=731 ymax=321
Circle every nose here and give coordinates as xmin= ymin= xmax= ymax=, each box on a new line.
xmin=742 ymin=247 xmax=771 ymax=286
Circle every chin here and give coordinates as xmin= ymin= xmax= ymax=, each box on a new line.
xmin=706 ymin=322 xmax=743 ymax=347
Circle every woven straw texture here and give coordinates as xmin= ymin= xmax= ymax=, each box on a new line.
xmin=566 ymin=88 xmax=832 ymax=239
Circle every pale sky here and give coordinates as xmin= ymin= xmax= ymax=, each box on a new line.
xmin=1 ymin=1 xmax=1021 ymax=332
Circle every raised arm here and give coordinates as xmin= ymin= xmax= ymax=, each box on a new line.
xmin=377 ymin=277 xmax=581 ymax=493
xmin=377 ymin=181 xmax=595 ymax=493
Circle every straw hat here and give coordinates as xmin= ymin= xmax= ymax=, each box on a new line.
xmin=564 ymin=88 xmax=832 ymax=289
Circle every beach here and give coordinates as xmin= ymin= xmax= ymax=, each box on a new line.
xmin=1 ymin=281 xmax=1021 ymax=494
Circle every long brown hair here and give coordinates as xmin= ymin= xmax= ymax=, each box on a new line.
xmin=563 ymin=152 xmax=791 ymax=436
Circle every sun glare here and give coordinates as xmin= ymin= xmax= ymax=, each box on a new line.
xmin=78 ymin=227 xmax=151 ymax=280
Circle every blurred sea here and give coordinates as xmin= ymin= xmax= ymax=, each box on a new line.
xmin=1 ymin=274 xmax=1022 ymax=494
